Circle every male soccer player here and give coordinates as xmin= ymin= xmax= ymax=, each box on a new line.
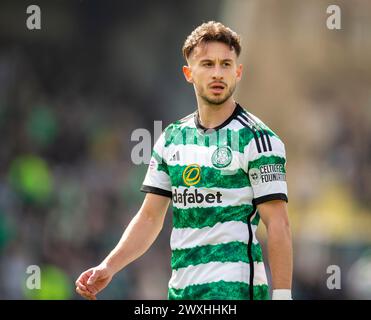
xmin=75 ymin=21 xmax=293 ymax=300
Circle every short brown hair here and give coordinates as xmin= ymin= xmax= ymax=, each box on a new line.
xmin=182 ymin=21 xmax=241 ymax=61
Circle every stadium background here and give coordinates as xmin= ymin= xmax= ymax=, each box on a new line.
xmin=0 ymin=0 xmax=371 ymax=299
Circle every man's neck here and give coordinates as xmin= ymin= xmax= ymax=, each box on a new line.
xmin=196 ymin=97 xmax=236 ymax=129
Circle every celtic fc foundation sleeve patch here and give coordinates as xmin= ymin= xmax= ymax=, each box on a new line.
xmin=243 ymin=112 xmax=288 ymax=206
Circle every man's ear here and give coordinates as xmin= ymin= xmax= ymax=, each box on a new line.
xmin=236 ymin=63 xmax=243 ymax=82
xmin=182 ymin=65 xmax=193 ymax=83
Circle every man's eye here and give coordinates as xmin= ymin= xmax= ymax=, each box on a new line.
xmin=203 ymin=62 xmax=213 ymax=67
xmin=223 ymin=62 xmax=231 ymax=67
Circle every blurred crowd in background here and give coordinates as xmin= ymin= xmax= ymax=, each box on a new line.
xmin=0 ymin=0 xmax=371 ymax=299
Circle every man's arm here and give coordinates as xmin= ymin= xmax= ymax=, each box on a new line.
xmin=258 ymin=200 xmax=293 ymax=299
xmin=103 ymin=193 xmax=171 ymax=273
xmin=75 ymin=193 xmax=171 ymax=299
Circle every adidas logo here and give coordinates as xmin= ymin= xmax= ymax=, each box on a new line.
xmin=169 ymin=150 xmax=180 ymax=162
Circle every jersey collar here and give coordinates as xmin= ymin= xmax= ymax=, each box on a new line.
xmin=194 ymin=103 xmax=242 ymax=133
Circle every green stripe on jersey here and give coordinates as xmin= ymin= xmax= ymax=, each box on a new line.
xmin=168 ymin=281 xmax=269 ymax=300
xmin=171 ymin=241 xmax=263 ymax=270
xmin=248 ymin=155 xmax=286 ymax=171
xmin=173 ymin=204 xmax=257 ymax=229
xmin=251 ymin=212 xmax=260 ymax=226
xmin=168 ymin=165 xmax=250 ymax=188
xmin=152 ymin=150 xmax=169 ymax=174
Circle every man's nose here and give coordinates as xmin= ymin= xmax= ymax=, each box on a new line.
xmin=212 ymin=65 xmax=224 ymax=80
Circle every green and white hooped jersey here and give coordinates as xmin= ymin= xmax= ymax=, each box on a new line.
xmin=141 ymin=103 xmax=288 ymax=300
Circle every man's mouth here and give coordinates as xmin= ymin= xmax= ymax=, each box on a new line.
xmin=209 ymin=82 xmax=226 ymax=93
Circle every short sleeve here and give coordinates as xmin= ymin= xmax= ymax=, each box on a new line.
xmin=246 ymin=133 xmax=288 ymax=206
xmin=140 ymin=132 xmax=172 ymax=198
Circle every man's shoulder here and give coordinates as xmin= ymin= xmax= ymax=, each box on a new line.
xmin=164 ymin=111 xmax=196 ymax=133
xmin=237 ymin=104 xmax=280 ymax=139
xmin=236 ymin=104 xmax=286 ymax=156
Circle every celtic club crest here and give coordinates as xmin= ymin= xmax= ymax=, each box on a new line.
xmin=211 ymin=146 xmax=232 ymax=169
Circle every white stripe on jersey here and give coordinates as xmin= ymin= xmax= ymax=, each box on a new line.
xmin=170 ymin=221 xmax=259 ymax=250
xmin=165 ymin=143 xmax=246 ymax=171
xmin=168 ymin=261 xmax=268 ymax=289
xmin=142 ymin=169 xmax=172 ymax=192
xmin=245 ymin=135 xmax=286 ymax=162
xmin=250 ymin=181 xmax=288 ymax=199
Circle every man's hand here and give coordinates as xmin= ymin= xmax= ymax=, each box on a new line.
xmin=75 ymin=263 xmax=114 ymax=300
xmin=75 ymin=193 xmax=170 ymax=300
